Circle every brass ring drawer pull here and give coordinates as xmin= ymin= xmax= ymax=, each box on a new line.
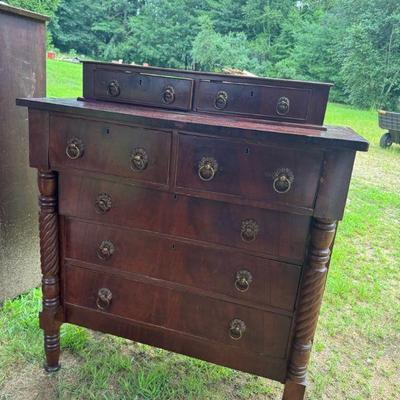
xmin=229 ymin=319 xmax=246 ymax=340
xmin=198 ymin=156 xmax=218 ymax=182
xmin=240 ymin=219 xmax=259 ymax=242
xmin=276 ymin=96 xmax=290 ymax=115
xmin=97 ymin=240 xmax=115 ymax=260
xmin=131 ymin=148 xmax=149 ymax=171
xmin=214 ymin=90 xmax=228 ymax=110
xmin=96 ymin=288 xmax=112 ymax=310
xmin=107 ymin=80 xmax=120 ymax=97
xmin=65 ymin=137 xmax=84 ymax=160
xmin=96 ymin=193 xmax=112 ymax=213
xmin=273 ymin=168 xmax=294 ymax=194
xmin=161 ymin=85 xmax=175 ymax=104
xmin=235 ymin=270 xmax=253 ymax=292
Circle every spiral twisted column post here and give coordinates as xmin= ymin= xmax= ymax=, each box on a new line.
xmin=283 ymin=218 xmax=337 ymax=400
xmin=38 ymin=170 xmax=62 ymax=372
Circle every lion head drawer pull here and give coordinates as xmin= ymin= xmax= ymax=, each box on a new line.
xmin=65 ymin=137 xmax=84 ymax=160
xmin=214 ymin=90 xmax=228 ymax=110
xmin=229 ymin=319 xmax=246 ymax=340
xmin=276 ymin=96 xmax=290 ymax=115
xmin=96 ymin=193 xmax=112 ymax=213
xmin=107 ymin=80 xmax=121 ymax=97
xmin=161 ymin=85 xmax=175 ymax=104
xmin=235 ymin=270 xmax=253 ymax=292
xmin=96 ymin=288 xmax=112 ymax=310
xmin=240 ymin=219 xmax=259 ymax=242
xmin=273 ymin=168 xmax=294 ymax=194
xmin=97 ymin=240 xmax=115 ymax=260
xmin=198 ymin=156 xmax=218 ymax=182
xmin=131 ymin=148 xmax=149 ymax=171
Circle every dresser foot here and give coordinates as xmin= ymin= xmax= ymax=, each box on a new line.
xmin=43 ymin=331 xmax=61 ymax=372
xmin=282 ymin=380 xmax=306 ymax=400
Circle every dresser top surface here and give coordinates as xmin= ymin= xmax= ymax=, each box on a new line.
xmin=17 ymin=97 xmax=369 ymax=151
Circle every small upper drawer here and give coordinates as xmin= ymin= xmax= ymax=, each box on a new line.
xmin=176 ymin=134 xmax=323 ymax=209
xmin=49 ymin=115 xmax=171 ymax=186
xmin=195 ymin=80 xmax=311 ymax=121
xmin=93 ymin=69 xmax=194 ymax=111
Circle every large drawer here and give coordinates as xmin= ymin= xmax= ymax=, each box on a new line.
xmin=176 ymin=134 xmax=323 ymax=209
xmin=65 ymin=265 xmax=292 ymax=358
xmin=59 ymin=174 xmax=311 ymax=263
xmin=92 ymin=68 xmax=194 ymax=111
xmin=50 ymin=115 xmax=171 ymax=186
xmin=65 ymin=219 xmax=301 ymax=311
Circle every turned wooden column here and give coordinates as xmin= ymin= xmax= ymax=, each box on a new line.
xmin=38 ymin=170 xmax=62 ymax=372
xmin=283 ymin=218 xmax=337 ymax=400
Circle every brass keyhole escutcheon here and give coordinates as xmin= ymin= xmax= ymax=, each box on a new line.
xmin=131 ymin=148 xmax=149 ymax=171
xmin=272 ymin=168 xmax=294 ymax=194
xmin=95 ymin=193 xmax=112 ymax=214
xmin=65 ymin=137 xmax=84 ymax=160
xmin=97 ymin=240 xmax=115 ymax=260
xmin=161 ymin=85 xmax=175 ymax=104
xmin=96 ymin=288 xmax=112 ymax=310
xmin=229 ymin=319 xmax=246 ymax=340
xmin=240 ymin=219 xmax=259 ymax=242
xmin=235 ymin=270 xmax=253 ymax=292
xmin=198 ymin=156 xmax=218 ymax=182
xmin=107 ymin=80 xmax=121 ymax=97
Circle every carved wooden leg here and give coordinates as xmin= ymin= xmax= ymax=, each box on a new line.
xmin=38 ymin=170 xmax=62 ymax=372
xmin=283 ymin=218 xmax=337 ymax=400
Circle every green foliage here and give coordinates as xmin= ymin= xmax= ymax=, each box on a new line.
xmin=5 ymin=0 xmax=60 ymax=17
xmin=44 ymin=0 xmax=400 ymax=109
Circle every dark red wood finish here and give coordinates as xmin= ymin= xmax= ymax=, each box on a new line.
xmin=49 ymin=115 xmax=172 ymax=186
xmin=66 ymin=218 xmax=301 ymax=311
xmin=58 ymin=173 xmax=311 ymax=263
xmin=65 ymin=265 xmax=292 ymax=357
xmin=82 ymin=61 xmax=332 ymax=126
xmin=175 ymin=133 xmax=323 ymax=208
xmin=18 ymin=65 xmax=368 ymax=400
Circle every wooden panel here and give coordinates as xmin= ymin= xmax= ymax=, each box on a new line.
xmin=195 ymin=80 xmax=311 ymax=121
xmin=66 ymin=304 xmax=288 ymax=382
xmin=59 ymin=174 xmax=311 ymax=263
xmin=314 ymin=150 xmax=356 ymax=220
xmin=49 ymin=115 xmax=172 ymax=186
xmin=66 ymin=219 xmax=301 ymax=311
xmin=93 ymin=69 xmax=194 ymax=111
xmin=16 ymin=98 xmax=370 ymax=152
xmin=65 ymin=265 xmax=292 ymax=358
xmin=176 ymin=133 xmax=323 ymax=208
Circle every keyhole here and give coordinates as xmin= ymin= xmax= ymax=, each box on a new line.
xmin=250 ymin=91 xmax=254 ymax=97
xmin=245 ymin=147 xmax=250 ymax=154
xmin=139 ymin=79 xmax=142 ymax=86
xmin=171 ymin=243 xmax=176 ymax=250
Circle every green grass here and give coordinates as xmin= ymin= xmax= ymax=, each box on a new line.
xmin=1 ymin=60 xmax=399 ymax=399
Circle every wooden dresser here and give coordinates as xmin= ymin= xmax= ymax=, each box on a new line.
xmin=17 ymin=63 xmax=368 ymax=399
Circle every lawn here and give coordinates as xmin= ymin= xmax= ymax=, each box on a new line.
xmin=0 ymin=59 xmax=399 ymax=400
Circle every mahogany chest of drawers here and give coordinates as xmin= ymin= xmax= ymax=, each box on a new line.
xmin=17 ymin=63 xmax=368 ymax=399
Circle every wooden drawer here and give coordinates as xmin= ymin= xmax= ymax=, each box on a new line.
xmin=59 ymin=174 xmax=311 ymax=263
xmin=65 ymin=219 xmax=301 ymax=311
xmin=195 ymin=80 xmax=311 ymax=121
xmin=93 ymin=69 xmax=194 ymax=111
xmin=176 ymin=134 xmax=323 ymax=209
xmin=50 ymin=115 xmax=171 ymax=186
xmin=65 ymin=265 xmax=292 ymax=358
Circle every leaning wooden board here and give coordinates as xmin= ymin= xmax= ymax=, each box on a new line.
xmin=17 ymin=63 xmax=368 ymax=400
